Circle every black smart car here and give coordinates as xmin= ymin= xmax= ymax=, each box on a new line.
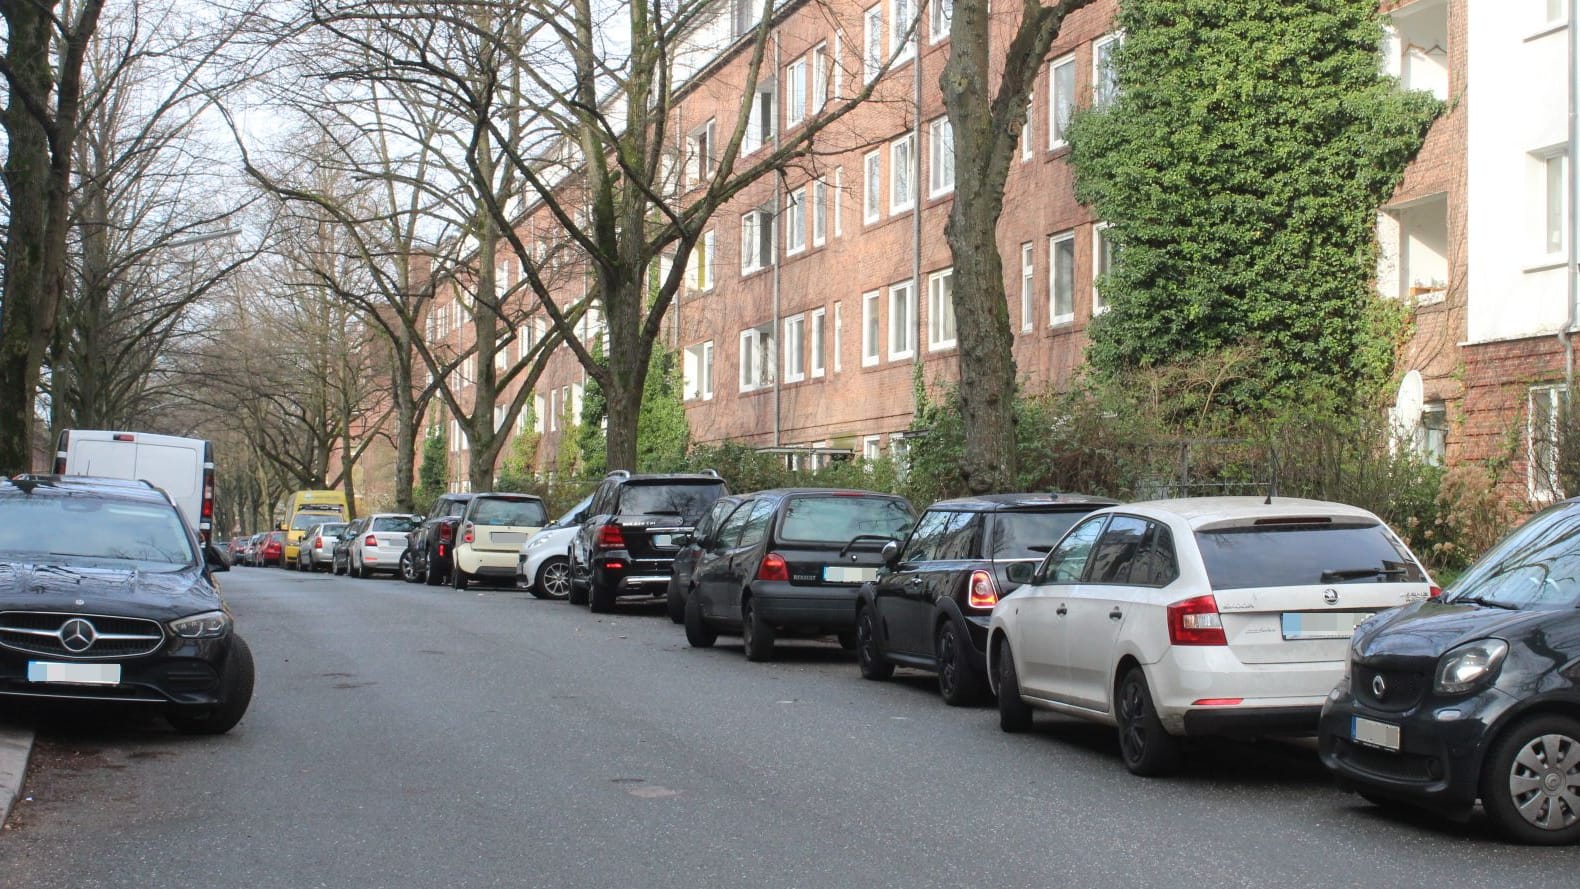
xmin=855 ymin=493 xmax=1116 ymax=705
xmin=683 ymin=488 xmax=915 ymax=662
xmin=665 ymin=494 xmax=744 ymax=624
xmin=0 ymin=475 xmax=253 ymax=734
xmin=1319 ymin=498 xmax=1580 ymax=845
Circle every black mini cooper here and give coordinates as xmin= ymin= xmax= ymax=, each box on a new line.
xmin=0 ymin=475 xmax=254 ymax=734
xmin=1319 ymin=498 xmax=1580 ymax=845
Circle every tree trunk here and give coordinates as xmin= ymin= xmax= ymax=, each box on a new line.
xmin=601 ymin=274 xmax=650 ymax=472
xmin=392 ymin=339 xmax=417 ymax=512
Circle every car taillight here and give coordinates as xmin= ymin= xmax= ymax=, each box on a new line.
xmin=967 ymin=569 xmax=999 ymax=609
xmin=365 ymin=535 xmax=378 ymax=546
xmin=314 ymin=539 xmax=324 ymax=550
xmin=462 ymin=522 xmax=474 ymax=544
xmin=1167 ymin=594 xmax=1227 ymax=646
xmin=1429 ymin=585 xmax=1443 ymax=599
xmin=596 ymin=523 xmax=625 ymax=549
xmin=438 ymin=524 xmax=453 ymax=543
xmin=757 ymin=553 xmax=789 ymax=582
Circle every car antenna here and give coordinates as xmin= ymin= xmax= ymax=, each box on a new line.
xmin=1264 ymin=447 xmax=1278 ymax=505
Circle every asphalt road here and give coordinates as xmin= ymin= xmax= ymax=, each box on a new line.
xmin=0 ymin=568 xmax=1574 ymax=888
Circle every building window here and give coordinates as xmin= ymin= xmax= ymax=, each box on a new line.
xmin=1530 ymin=385 xmax=1567 ymax=502
xmin=863 ymin=151 xmax=882 ymax=223
xmin=890 ymin=0 xmax=917 ymax=62
xmin=832 ymin=32 xmax=843 ymax=98
xmin=928 ymin=117 xmax=954 ymax=197
xmin=784 ymin=314 xmax=806 ymax=382
xmin=864 ymin=5 xmax=884 ymax=83
xmin=683 ymin=342 xmax=714 ymax=401
xmin=1416 ymin=400 xmax=1447 ymax=465
xmin=571 ymin=382 xmax=584 ymax=425
xmin=1050 ymin=231 xmax=1076 ymax=323
xmin=1540 ymin=151 xmax=1568 ymax=257
xmin=743 ymin=82 xmax=777 ymax=154
xmin=890 ymin=133 xmax=915 ymax=213
xmin=927 ymin=269 xmax=956 ymax=350
xmin=810 ymin=307 xmax=826 ymax=377
xmin=1022 ymin=103 xmax=1033 ymax=161
xmin=833 ymin=301 xmax=843 ymax=372
xmin=863 ymin=435 xmax=882 ymax=461
xmin=812 ymin=179 xmax=828 ymax=246
xmin=740 ymin=324 xmax=776 ymax=391
xmin=888 ymin=279 xmax=915 ymax=359
xmin=785 ymin=188 xmax=807 ymax=255
xmin=690 ymin=229 xmax=715 ymax=291
xmin=1547 ymin=0 xmax=1568 ymax=26
xmin=741 ymin=207 xmax=775 ymax=274
xmin=1049 ymin=54 xmax=1076 ymax=148
xmin=1092 ymin=225 xmax=1116 ymax=315
xmin=930 ymin=0 xmax=952 ymax=43
xmin=862 ymin=290 xmax=881 ymax=366
xmin=812 ymin=43 xmax=829 ymax=110
xmin=732 ymin=0 xmax=761 ymax=37
xmin=1094 ymin=34 xmax=1121 ymax=109
xmin=833 ymin=167 xmax=844 ymax=236
xmin=1020 ymin=242 xmax=1035 ymax=332
xmin=686 ymin=119 xmax=715 ymax=187
xmin=786 ymin=56 xmax=807 ymax=126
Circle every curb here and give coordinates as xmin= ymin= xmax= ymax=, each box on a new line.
xmin=0 ymin=725 xmax=34 ymax=826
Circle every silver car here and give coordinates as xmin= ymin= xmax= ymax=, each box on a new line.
xmin=297 ymin=522 xmax=347 ymax=572
xmin=349 ymin=513 xmax=420 ymax=578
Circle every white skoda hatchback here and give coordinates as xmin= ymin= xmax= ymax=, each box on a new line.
xmin=988 ymin=497 xmax=1435 ymax=776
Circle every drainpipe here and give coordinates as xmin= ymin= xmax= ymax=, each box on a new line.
xmin=912 ymin=26 xmax=924 ymax=419
xmin=772 ymin=30 xmax=783 ymax=447
xmin=1567 ymin=0 xmax=1579 ymax=393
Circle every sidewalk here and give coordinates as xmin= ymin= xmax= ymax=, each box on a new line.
xmin=0 ymin=725 xmax=34 ymax=826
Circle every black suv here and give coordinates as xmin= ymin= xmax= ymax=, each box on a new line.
xmin=403 ymin=492 xmax=473 ymax=586
xmin=854 ymin=493 xmax=1115 ymax=705
xmin=683 ymin=488 xmax=915 ymax=662
xmin=569 ymin=470 xmax=728 ymax=612
xmin=0 ymin=475 xmax=254 ymax=734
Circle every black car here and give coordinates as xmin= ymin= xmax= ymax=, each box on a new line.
xmin=855 ymin=493 xmax=1116 ymax=705
xmin=0 ymin=475 xmax=254 ymax=734
xmin=683 ymin=488 xmax=916 ymax=662
xmin=1319 ymin=499 xmax=1580 ymax=845
xmin=569 ymin=470 xmax=729 ymax=612
xmin=665 ymin=494 xmax=744 ymax=624
xmin=403 ymin=492 xmax=474 ymax=586
xmin=332 ymin=517 xmax=366 ymax=576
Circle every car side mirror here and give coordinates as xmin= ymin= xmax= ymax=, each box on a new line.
xmin=204 ymin=543 xmax=230 ymax=572
xmin=411 ymin=515 xmax=425 ymax=524
xmin=1006 ymin=562 xmax=1035 ymax=586
xmin=881 ymin=539 xmax=900 ymax=568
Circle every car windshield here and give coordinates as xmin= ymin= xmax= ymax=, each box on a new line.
xmin=551 ymin=496 xmax=593 ymax=528
xmin=618 ymin=482 xmax=724 ymax=520
xmin=1196 ymin=521 xmax=1424 ymax=590
xmin=0 ymin=495 xmax=195 ymax=570
xmin=471 ymin=498 xmax=547 ymax=527
xmin=1445 ymin=504 xmax=1580 ymax=610
xmin=292 ymin=509 xmax=342 ymax=530
xmin=991 ymin=511 xmax=1091 ymax=559
xmin=370 ymin=516 xmax=418 ymax=533
xmin=778 ymin=495 xmax=915 ymax=544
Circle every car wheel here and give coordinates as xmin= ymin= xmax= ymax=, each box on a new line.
xmin=684 ymin=594 xmax=716 ymax=648
xmin=532 ymin=557 xmax=572 ymax=601
xmin=400 ymin=550 xmax=418 ymax=583
xmin=836 ymin=631 xmax=857 ymax=651
xmin=936 ymin=620 xmax=987 ymax=707
xmin=741 ymin=597 xmax=775 ymax=662
xmin=567 ymin=570 xmax=589 ymax=606
xmin=589 ymin=579 xmax=616 ymax=613
xmin=665 ymin=582 xmax=687 ymax=624
xmin=855 ymin=607 xmax=893 ymax=681
xmin=356 ymin=555 xmax=373 ymax=580
xmin=996 ymin=640 xmax=1033 ymax=733
xmin=166 ymin=635 xmax=255 ymax=735
xmin=1480 ymin=714 xmax=1580 ymax=845
xmin=1115 ymin=666 xmax=1182 ymax=777
xmin=452 ymin=564 xmax=470 ymax=590
xmin=286 ymin=557 xmax=297 ymax=571
xmin=423 ymin=553 xmax=445 ymax=586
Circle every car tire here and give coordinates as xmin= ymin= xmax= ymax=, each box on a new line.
xmin=936 ymin=620 xmax=987 ymax=707
xmin=665 ymin=583 xmax=687 ymax=624
xmin=452 ymin=564 xmax=470 ymax=590
xmin=567 ymin=568 xmax=589 ymax=605
xmin=589 ymin=580 xmax=616 ymax=613
xmin=855 ymin=607 xmax=893 ymax=681
xmin=1115 ymin=667 xmax=1182 ymax=777
xmin=996 ymin=640 xmax=1033 ymax=733
xmin=836 ymin=631 xmax=857 ymax=651
xmin=423 ymin=553 xmax=445 ymax=586
xmin=166 ymin=635 xmax=255 ymax=736
xmin=1479 ymin=714 xmax=1580 ymax=845
xmin=741 ymin=597 xmax=775 ymax=662
xmin=532 ymin=557 xmax=572 ymax=601
xmin=400 ymin=550 xmax=418 ymax=583
xmin=684 ymin=594 xmax=717 ymax=648
xmin=286 ymin=557 xmax=297 ymax=571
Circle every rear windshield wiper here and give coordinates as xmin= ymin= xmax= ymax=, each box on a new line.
xmin=1320 ymin=566 xmax=1407 ymax=582
xmin=642 ymin=510 xmax=683 ymax=516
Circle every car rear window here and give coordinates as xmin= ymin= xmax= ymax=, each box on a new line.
xmin=991 ymin=511 xmax=1091 ymax=560
xmin=371 ymin=516 xmax=417 ymax=533
xmin=617 ymin=482 xmax=725 ymax=521
xmin=470 ymin=498 xmax=547 ymax=527
xmin=1196 ymin=522 xmax=1424 ymax=591
xmin=0 ymin=496 xmax=195 ymax=569
xmin=778 ymin=495 xmax=915 ymax=544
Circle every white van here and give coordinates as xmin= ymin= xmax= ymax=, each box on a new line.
xmin=54 ymin=430 xmax=216 ymax=541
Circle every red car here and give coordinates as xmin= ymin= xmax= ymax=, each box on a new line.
xmin=260 ymin=531 xmax=286 ymax=567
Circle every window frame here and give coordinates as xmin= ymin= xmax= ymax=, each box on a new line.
xmin=785 ymin=187 xmax=808 ymax=256
xmin=1091 ymin=224 xmax=1115 ymax=316
xmin=863 ymin=150 xmax=882 ymax=223
xmin=861 ymin=289 xmax=881 ymax=366
xmin=926 ymin=268 xmax=956 ymax=351
xmin=890 ymin=133 xmax=915 ymax=214
xmin=786 ymin=56 xmax=808 ymax=127
xmin=812 ymin=179 xmax=828 ymax=246
xmin=740 ymin=207 xmax=776 ymax=274
xmin=739 ymin=324 xmax=776 ymax=392
xmin=890 ymin=0 xmax=917 ymax=63
xmin=929 ymin=0 xmax=952 ymax=44
xmin=1049 ymin=54 xmax=1076 ymax=149
xmin=783 ymin=313 xmax=806 ymax=382
xmin=1050 ymin=230 xmax=1076 ymax=324
xmin=928 ymin=116 xmax=955 ymax=198
xmin=809 ymin=307 xmax=827 ymax=378
xmin=864 ymin=5 xmax=884 ymax=83
xmin=888 ymin=279 xmax=916 ymax=360
xmin=1529 ymin=384 xmax=1567 ymax=502
xmin=1093 ymin=34 xmax=1121 ymax=109
xmin=1020 ymin=241 xmax=1035 ymax=332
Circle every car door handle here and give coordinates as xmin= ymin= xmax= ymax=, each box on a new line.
xmin=1109 ymin=608 xmax=1123 ymax=621
xmin=1055 ymin=604 xmax=1067 ymax=616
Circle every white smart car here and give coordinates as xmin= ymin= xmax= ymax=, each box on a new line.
xmin=988 ymin=496 xmax=1435 ymax=776
xmin=515 ymin=495 xmax=591 ymax=600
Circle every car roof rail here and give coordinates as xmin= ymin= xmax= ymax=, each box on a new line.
xmin=606 ymin=469 xmax=631 ymax=479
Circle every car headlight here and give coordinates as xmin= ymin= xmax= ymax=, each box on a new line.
xmin=524 ymin=535 xmax=546 ymax=551
xmin=1434 ymin=638 xmax=1508 ymax=695
xmin=171 ymin=610 xmax=232 ymax=639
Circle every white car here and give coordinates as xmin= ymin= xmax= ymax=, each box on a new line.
xmin=348 ymin=513 xmax=421 ymax=578
xmin=452 ymin=493 xmax=548 ymax=590
xmin=516 ymin=495 xmax=591 ymax=600
xmin=988 ymin=496 xmax=1435 ymax=776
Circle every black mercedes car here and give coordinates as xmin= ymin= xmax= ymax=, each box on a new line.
xmin=1319 ymin=498 xmax=1580 ymax=845
xmin=0 ymin=475 xmax=253 ymax=734
xmin=569 ymin=470 xmax=729 ymax=613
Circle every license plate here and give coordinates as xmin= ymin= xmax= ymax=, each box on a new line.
xmin=823 ymin=566 xmax=878 ymax=583
xmin=490 ymin=532 xmax=525 ymax=546
xmin=1351 ymin=716 xmax=1401 ymax=752
xmin=1281 ymin=611 xmax=1374 ymax=640
xmin=27 ymin=661 xmax=121 ymax=686
xmin=650 ymin=534 xmax=674 ymax=548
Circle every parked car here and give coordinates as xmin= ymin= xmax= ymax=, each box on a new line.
xmin=451 ymin=495 xmax=546 ymax=590
xmin=296 ymin=522 xmax=347 ymax=572
xmin=347 ymin=513 xmax=421 ymax=579
xmin=403 ymin=493 xmax=473 ymax=585
xmin=569 ymin=470 xmax=729 ymax=612
xmin=516 ymin=495 xmax=593 ymax=600
xmin=989 ymin=496 xmax=1434 ymax=776
xmin=226 ymin=535 xmax=248 ymax=564
xmin=1319 ymin=499 xmax=1580 ymax=845
xmin=0 ymin=475 xmax=254 ymax=734
xmin=855 ymin=493 xmax=1116 ymax=705
xmin=331 ymin=519 xmax=362 ymax=576
xmin=683 ymin=488 xmax=916 ymax=662
xmin=665 ymin=495 xmax=745 ymax=623
xmin=258 ymin=530 xmax=286 ymax=567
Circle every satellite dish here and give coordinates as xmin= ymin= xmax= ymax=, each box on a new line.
xmin=1395 ymin=370 xmax=1424 ymax=433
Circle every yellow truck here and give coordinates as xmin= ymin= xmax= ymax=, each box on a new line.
xmin=278 ymin=490 xmax=350 ymax=569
